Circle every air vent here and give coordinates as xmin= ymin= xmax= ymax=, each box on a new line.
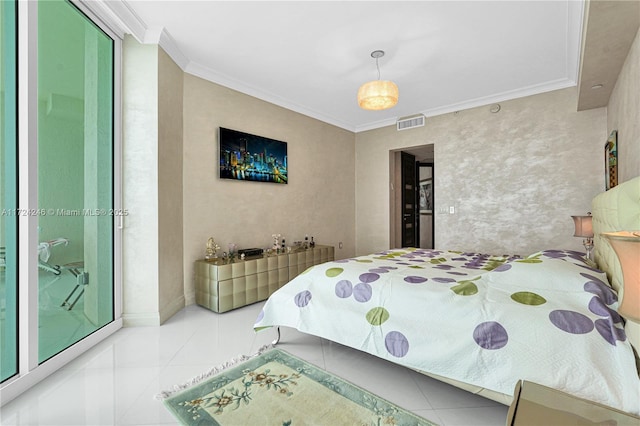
xmin=397 ymin=114 xmax=425 ymax=131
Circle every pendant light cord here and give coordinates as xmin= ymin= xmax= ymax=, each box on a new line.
xmin=376 ymin=57 xmax=381 ymax=80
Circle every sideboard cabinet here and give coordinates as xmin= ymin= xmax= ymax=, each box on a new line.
xmin=195 ymin=245 xmax=334 ymax=313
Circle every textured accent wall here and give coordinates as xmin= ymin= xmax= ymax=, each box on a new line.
xmin=182 ymin=74 xmax=356 ymax=304
xmin=355 ymin=88 xmax=606 ymax=257
xmin=607 ymin=28 xmax=640 ymax=183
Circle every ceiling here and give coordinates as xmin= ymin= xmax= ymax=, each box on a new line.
xmin=577 ymin=0 xmax=640 ymax=111
xmin=93 ymin=1 xmax=588 ymax=132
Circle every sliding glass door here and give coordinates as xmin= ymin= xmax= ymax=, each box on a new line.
xmin=0 ymin=0 xmax=18 ymax=383
xmin=37 ymin=0 xmax=114 ymax=362
xmin=0 ymin=0 xmax=120 ymax=401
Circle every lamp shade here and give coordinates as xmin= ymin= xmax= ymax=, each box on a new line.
xmin=357 ymin=80 xmax=399 ymax=110
xmin=602 ymin=231 xmax=640 ymax=321
xmin=571 ymin=215 xmax=593 ymax=238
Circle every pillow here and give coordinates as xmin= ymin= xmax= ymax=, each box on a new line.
xmin=526 ymin=249 xmax=602 ymax=272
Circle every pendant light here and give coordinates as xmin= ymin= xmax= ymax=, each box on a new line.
xmin=357 ymin=50 xmax=399 ymax=110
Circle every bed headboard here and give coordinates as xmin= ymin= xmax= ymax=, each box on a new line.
xmin=591 ymin=176 xmax=640 ymax=351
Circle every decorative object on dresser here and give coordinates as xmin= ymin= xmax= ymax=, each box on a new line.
xmin=571 ymin=212 xmax=594 ymax=262
xmin=271 ymin=233 xmax=281 ymax=252
xmin=195 ymin=245 xmax=334 ymax=313
xmin=237 ymin=248 xmax=263 ymax=258
xmin=204 ymin=237 xmax=220 ymax=261
xmin=601 ymin=231 xmax=640 ymax=321
xmin=507 ymin=380 xmax=640 ymax=425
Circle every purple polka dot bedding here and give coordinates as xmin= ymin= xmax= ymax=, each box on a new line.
xmin=254 ymin=248 xmax=640 ymax=415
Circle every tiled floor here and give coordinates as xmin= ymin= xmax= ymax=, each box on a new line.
xmin=0 ymin=303 xmax=509 ymax=425
xmin=1 ymin=270 xmax=100 ymax=380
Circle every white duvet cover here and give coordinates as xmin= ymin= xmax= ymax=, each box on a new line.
xmin=254 ymin=248 xmax=640 ymax=415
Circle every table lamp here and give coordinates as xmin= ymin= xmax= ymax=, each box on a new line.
xmin=571 ymin=213 xmax=594 ymax=261
xmin=602 ymin=231 xmax=640 ymax=321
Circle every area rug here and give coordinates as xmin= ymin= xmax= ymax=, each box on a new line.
xmin=157 ymin=346 xmax=437 ymax=425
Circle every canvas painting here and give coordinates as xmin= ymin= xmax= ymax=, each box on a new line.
xmin=219 ymin=127 xmax=288 ymax=184
xmin=419 ymin=179 xmax=433 ymax=214
xmin=605 ymin=130 xmax=617 ymax=190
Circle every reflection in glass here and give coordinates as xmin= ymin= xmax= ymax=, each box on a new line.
xmin=37 ymin=0 xmax=114 ymax=362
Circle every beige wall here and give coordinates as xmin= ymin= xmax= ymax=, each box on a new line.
xmin=182 ymin=74 xmax=356 ymax=304
xmin=157 ymin=48 xmax=185 ymax=322
xmin=607 ymin=27 xmax=640 ymax=183
xmin=355 ymin=88 xmax=606 ymax=257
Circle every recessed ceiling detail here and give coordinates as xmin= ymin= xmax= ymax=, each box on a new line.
xmin=89 ymin=0 xmax=586 ymax=133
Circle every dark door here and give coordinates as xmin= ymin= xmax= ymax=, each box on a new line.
xmin=401 ymin=151 xmax=417 ymax=247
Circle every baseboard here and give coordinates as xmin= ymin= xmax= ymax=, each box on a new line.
xmin=122 ymin=312 xmax=161 ymax=327
xmin=159 ymin=294 xmax=186 ymax=324
xmin=122 ymin=294 xmax=186 ymax=326
xmin=184 ymin=290 xmax=196 ymax=306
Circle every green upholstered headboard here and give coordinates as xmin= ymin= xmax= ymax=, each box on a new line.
xmin=591 ymin=176 xmax=640 ymax=352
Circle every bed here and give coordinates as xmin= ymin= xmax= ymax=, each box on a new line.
xmin=254 ymin=176 xmax=640 ymax=415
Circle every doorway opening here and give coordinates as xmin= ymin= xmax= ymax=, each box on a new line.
xmin=389 ymin=145 xmax=434 ymax=249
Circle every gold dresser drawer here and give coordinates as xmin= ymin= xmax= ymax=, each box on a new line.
xmin=195 ymin=245 xmax=334 ymax=313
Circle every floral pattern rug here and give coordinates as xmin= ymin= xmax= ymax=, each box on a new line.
xmin=161 ymin=348 xmax=436 ymax=425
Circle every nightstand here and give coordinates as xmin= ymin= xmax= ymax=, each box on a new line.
xmin=507 ymin=380 xmax=640 ymax=425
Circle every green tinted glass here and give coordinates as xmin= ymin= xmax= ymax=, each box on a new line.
xmin=0 ymin=0 xmax=18 ymax=383
xmin=37 ymin=0 xmax=114 ymax=362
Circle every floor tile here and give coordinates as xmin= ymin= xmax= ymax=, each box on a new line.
xmin=435 ymin=406 xmax=509 ymax=426
xmin=1 ymin=304 xmax=513 ymax=425
xmin=413 ymin=372 xmax=507 ymax=410
xmin=322 ymin=340 xmax=434 ymax=411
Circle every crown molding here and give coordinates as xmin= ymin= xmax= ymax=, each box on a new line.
xmin=79 ymin=0 xmax=146 ymax=41
xmin=354 ymin=78 xmax=577 ymax=133
xmin=185 ymin=61 xmax=356 ymax=132
xmin=82 ymin=1 xmax=189 ymax=73
xmin=158 ymin=29 xmax=190 ymax=70
xmin=79 ymin=0 xmax=583 ymax=135
xmin=566 ymin=0 xmax=585 ymax=82
xmin=144 ymin=28 xmax=190 ymax=70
